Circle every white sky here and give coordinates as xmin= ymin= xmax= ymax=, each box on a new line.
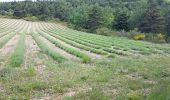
xmin=0 ymin=0 xmax=36 ymax=2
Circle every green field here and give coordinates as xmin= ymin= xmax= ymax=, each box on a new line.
xmin=0 ymin=18 xmax=170 ymax=100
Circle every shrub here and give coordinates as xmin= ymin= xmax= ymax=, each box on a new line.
xmin=166 ymin=36 xmax=170 ymax=43
xmin=133 ymin=34 xmax=145 ymax=40
xmin=145 ymin=33 xmax=166 ymax=43
xmin=24 ymin=16 xmax=39 ymax=22
xmin=107 ymin=54 xmax=116 ymax=58
xmin=96 ymin=27 xmax=112 ymax=36
xmin=157 ymin=33 xmax=166 ymax=43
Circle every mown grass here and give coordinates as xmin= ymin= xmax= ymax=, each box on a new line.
xmin=9 ymin=33 xmax=26 ymax=67
xmin=31 ymin=32 xmax=67 ymax=63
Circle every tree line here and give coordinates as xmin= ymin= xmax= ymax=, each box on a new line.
xmin=0 ymin=0 xmax=170 ymax=42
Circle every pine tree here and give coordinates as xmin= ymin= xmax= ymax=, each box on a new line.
xmin=139 ymin=0 xmax=165 ymax=33
xmin=165 ymin=8 xmax=170 ymax=37
xmin=113 ymin=12 xmax=129 ymax=31
xmin=86 ymin=5 xmax=103 ymax=32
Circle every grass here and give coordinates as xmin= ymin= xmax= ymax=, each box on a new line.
xmin=31 ymin=32 xmax=67 ymax=63
xmin=69 ymin=89 xmax=112 ymax=100
xmin=147 ymin=79 xmax=170 ymax=100
xmin=1 ymin=44 xmax=170 ymax=99
xmin=9 ymin=33 xmax=26 ymax=67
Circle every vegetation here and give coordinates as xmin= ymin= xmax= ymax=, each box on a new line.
xmin=30 ymin=32 xmax=67 ymax=63
xmin=0 ymin=32 xmax=15 ymax=48
xmin=0 ymin=0 xmax=170 ymax=99
xmin=0 ymin=0 xmax=170 ymax=42
xmin=0 ymin=17 xmax=169 ymax=99
xmin=9 ymin=33 xmax=25 ymax=67
xmin=38 ymin=30 xmax=91 ymax=63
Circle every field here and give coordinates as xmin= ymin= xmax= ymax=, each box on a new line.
xmin=0 ymin=18 xmax=170 ymax=100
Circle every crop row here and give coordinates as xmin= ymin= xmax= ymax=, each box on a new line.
xmin=31 ymin=32 xmax=67 ymax=63
xmin=0 ymin=28 xmax=8 ymax=33
xmin=50 ymin=29 xmax=111 ymax=48
xmin=9 ymin=33 xmax=26 ymax=67
xmin=0 ymin=32 xmax=16 ymax=48
xmin=46 ymin=31 xmax=108 ymax=55
xmin=49 ymin=29 xmax=164 ymax=55
xmin=48 ymin=27 xmax=159 ymax=53
xmin=38 ymin=24 xmax=109 ymax=55
xmin=41 ymin=23 xmax=113 ymax=48
xmin=41 ymin=23 xmax=164 ymax=56
xmin=38 ymin=31 xmax=91 ymax=63
xmin=49 ymin=27 xmax=113 ymax=45
xmin=0 ymin=29 xmax=16 ymax=38
xmin=46 ymin=30 xmax=131 ymax=56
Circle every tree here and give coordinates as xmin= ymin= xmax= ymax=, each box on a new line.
xmin=86 ymin=5 xmax=103 ymax=32
xmin=13 ymin=3 xmax=26 ymax=18
xmin=139 ymin=0 xmax=165 ymax=33
xmin=165 ymin=10 xmax=170 ymax=37
xmin=113 ymin=12 xmax=129 ymax=31
xmin=69 ymin=6 xmax=90 ymax=29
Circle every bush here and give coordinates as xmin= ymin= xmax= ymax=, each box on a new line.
xmin=145 ymin=33 xmax=166 ymax=43
xmin=96 ymin=27 xmax=112 ymax=36
xmin=38 ymin=15 xmax=50 ymax=21
xmin=24 ymin=16 xmax=39 ymax=22
xmin=166 ymin=36 xmax=170 ymax=43
xmin=133 ymin=34 xmax=145 ymax=40
xmin=157 ymin=33 xmax=166 ymax=43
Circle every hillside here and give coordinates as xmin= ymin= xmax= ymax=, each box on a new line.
xmin=0 ymin=18 xmax=170 ymax=99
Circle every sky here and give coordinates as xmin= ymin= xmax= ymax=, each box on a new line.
xmin=0 ymin=0 xmax=36 ymax=2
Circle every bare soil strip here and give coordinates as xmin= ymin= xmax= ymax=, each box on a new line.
xmin=26 ymin=22 xmax=32 ymax=33
xmin=24 ymin=35 xmax=40 ymax=68
xmin=0 ymin=35 xmax=19 ymax=56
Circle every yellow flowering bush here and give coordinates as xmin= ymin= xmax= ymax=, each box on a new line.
xmin=133 ymin=34 xmax=145 ymax=40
